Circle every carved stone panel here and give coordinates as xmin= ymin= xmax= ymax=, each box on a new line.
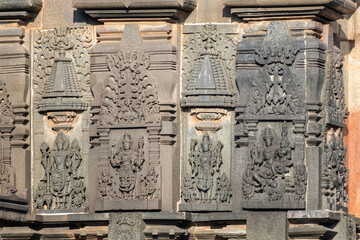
xmin=34 ymin=132 xmax=86 ymax=211
xmin=181 ymin=24 xmax=237 ymax=107
xmin=108 ymin=212 xmax=145 ymax=240
xmin=242 ymin=124 xmax=306 ymax=209
xmin=97 ymin=130 xmax=160 ymax=210
xmin=180 ymin=24 xmax=237 ymax=212
xmin=90 ymin=24 xmax=176 ymax=211
xmin=236 ymin=21 xmax=308 ymax=210
xmin=322 ymin=49 xmax=348 ymax=211
xmin=32 ymin=26 xmax=94 ymax=213
xmin=0 ymin=80 xmax=16 ymax=196
xmin=34 ymin=27 xmax=93 ymax=96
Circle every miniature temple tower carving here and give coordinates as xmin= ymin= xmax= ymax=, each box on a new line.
xmin=33 ymin=27 xmax=90 ymax=211
xmin=236 ymin=22 xmax=307 ymax=209
xmin=180 ymin=24 xmax=237 ymax=211
xmin=91 ymin=24 xmax=162 ymax=211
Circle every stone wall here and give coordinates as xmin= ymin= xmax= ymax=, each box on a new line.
xmin=0 ymin=0 xmax=358 ymax=239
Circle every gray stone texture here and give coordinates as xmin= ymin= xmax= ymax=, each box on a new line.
xmin=0 ymin=0 xmax=356 ymax=239
xmin=246 ymin=211 xmax=288 ymax=240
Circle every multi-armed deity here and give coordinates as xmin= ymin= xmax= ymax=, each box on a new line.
xmin=109 ymin=131 xmax=144 ymax=199
xmin=99 ymin=131 xmax=158 ymax=201
xmin=243 ymin=125 xmax=306 ymax=202
xmin=182 ymin=132 xmax=231 ymax=204
xmin=34 ymin=132 xmax=86 ymax=210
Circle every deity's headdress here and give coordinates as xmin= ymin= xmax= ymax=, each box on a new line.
xmin=202 ymin=133 xmax=211 ymax=144
xmin=123 ymin=131 xmax=133 ymax=144
xmin=263 ymin=128 xmax=273 ymax=140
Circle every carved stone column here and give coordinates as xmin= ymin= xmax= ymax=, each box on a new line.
xmin=0 ymin=0 xmax=42 ymax=219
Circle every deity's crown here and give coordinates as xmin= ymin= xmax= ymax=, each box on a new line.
xmin=263 ymin=128 xmax=273 ymax=140
xmin=123 ymin=131 xmax=132 ymax=143
xmin=202 ymin=133 xmax=211 ymax=144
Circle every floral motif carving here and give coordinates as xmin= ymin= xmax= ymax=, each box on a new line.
xmin=98 ymin=131 xmax=159 ymax=201
xmin=322 ymin=129 xmax=348 ymax=207
xmin=326 ymin=50 xmax=346 ymax=125
xmin=34 ymin=27 xmax=92 ymax=94
xmin=245 ymin=22 xmax=305 ymax=116
xmin=182 ymin=133 xmax=231 ymax=204
xmin=242 ymin=125 xmax=307 ymax=201
xmin=0 ymin=81 xmax=15 ymax=126
xmin=99 ymin=50 xmax=160 ymax=125
xmin=34 ymin=132 xmax=86 ymax=210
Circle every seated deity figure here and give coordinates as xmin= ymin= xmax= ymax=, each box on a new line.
xmin=110 ymin=131 xmax=144 ymax=199
xmin=252 ymin=128 xmax=277 ymax=190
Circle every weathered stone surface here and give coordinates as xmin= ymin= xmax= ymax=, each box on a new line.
xmin=0 ymin=0 xmax=358 ymax=239
xmin=72 ymin=0 xmax=196 ymax=22
xmin=108 ymin=212 xmax=145 ymax=240
xmin=246 ymin=211 xmax=288 ymax=240
xmin=237 ymin=21 xmax=307 ymax=210
xmin=179 ymin=24 xmax=237 ymax=212
xmin=90 ymin=23 xmax=178 ymax=212
xmin=0 ymin=0 xmax=42 ymax=22
xmin=225 ymin=0 xmax=356 ymax=22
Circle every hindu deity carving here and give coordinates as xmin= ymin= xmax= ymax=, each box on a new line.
xmin=34 ymin=132 xmax=86 ymax=210
xmin=322 ymin=129 xmax=348 ymax=206
xmin=99 ymin=49 xmax=160 ymax=125
xmin=34 ymin=27 xmax=92 ymax=94
xmin=245 ymin=22 xmax=305 ymax=116
xmin=0 ymin=159 xmax=16 ymax=195
xmin=182 ymin=133 xmax=231 ymax=204
xmin=110 ymin=131 xmax=144 ymax=199
xmin=242 ymin=125 xmax=306 ymax=201
xmin=98 ymin=131 xmax=159 ymax=201
xmin=326 ymin=50 xmax=347 ymax=125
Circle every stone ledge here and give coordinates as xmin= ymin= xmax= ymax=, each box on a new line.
xmin=224 ymin=0 xmax=356 ymax=22
xmin=72 ymin=0 xmax=196 ymax=22
xmin=0 ymin=0 xmax=42 ymax=21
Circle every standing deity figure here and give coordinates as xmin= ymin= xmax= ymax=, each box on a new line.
xmin=49 ymin=132 xmax=72 ymax=209
xmin=35 ymin=132 xmax=85 ymax=210
xmin=252 ymin=128 xmax=277 ymax=190
xmin=110 ymin=131 xmax=144 ymax=199
xmin=188 ymin=133 xmax=223 ymax=203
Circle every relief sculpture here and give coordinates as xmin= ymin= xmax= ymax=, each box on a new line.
xmin=182 ymin=133 xmax=231 ymax=204
xmin=34 ymin=27 xmax=92 ymax=94
xmin=245 ymin=22 xmax=305 ymax=116
xmin=34 ymin=132 xmax=86 ymax=210
xmin=242 ymin=126 xmax=306 ymax=203
xmin=0 ymin=80 xmax=16 ymax=196
xmin=322 ymin=129 xmax=348 ymax=206
xmin=98 ymin=131 xmax=159 ymax=201
xmin=99 ymin=50 xmax=160 ymax=125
